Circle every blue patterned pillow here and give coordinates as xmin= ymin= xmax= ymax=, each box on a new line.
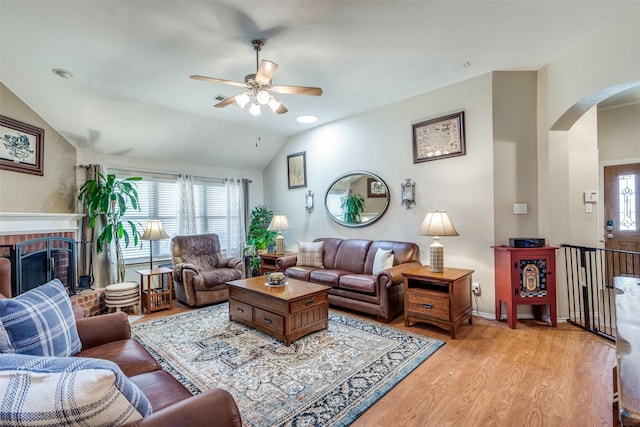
xmin=0 ymin=353 xmax=152 ymax=426
xmin=0 ymin=279 xmax=81 ymax=356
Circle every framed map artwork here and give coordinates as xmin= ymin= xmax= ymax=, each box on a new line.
xmin=412 ymin=111 xmax=465 ymax=163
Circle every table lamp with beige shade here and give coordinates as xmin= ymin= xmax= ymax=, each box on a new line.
xmin=418 ymin=211 xmax=459 ymax=273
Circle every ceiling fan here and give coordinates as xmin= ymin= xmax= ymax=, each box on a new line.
xmin=191 ymin=39 xmax=323 ymax=116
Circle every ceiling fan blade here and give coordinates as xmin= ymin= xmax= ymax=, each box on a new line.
xmin=190 ymin=75 xmax=246 ymax=88
xmin=275 ymin=104 xmax=288 ymax=115
xmin=214 ymin=94 xmax=242 ymax=108
xmin=272 ymin=85 xmax=323 ymax=96
xmin=255 ymin=60 xmax=278 ymax=84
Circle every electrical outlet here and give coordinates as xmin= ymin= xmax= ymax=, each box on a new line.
xmin=472 ymin=283 xmax=480 ymax=296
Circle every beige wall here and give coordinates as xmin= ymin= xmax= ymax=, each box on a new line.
xmin=492 ymin=71 xmax=539 ymax=244
xmin=0 ymin=83 xmax=77 ymax=213
xmin=264 ymin=73 xmax=498 ymax=315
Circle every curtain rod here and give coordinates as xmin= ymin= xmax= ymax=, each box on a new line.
xmin=103 ymin=167 xmax=252 ymax=183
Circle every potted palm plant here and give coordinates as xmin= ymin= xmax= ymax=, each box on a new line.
xmin=340 ymin=191 xmax=365 ymax=224
xmin=244 ymin=205 xmax=276 ymax=275
xmin=78 ymin=173 xmax=142 ymax=283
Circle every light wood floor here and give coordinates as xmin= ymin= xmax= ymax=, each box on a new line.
xmin=133 ymin=303 xmax=617 ymax=427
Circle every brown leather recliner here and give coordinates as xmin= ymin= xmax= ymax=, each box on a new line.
xmin=171 ymin=234 xmax=244 ymax=307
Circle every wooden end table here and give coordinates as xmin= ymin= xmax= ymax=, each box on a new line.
xmin=137 ymin=267 xmax=173 ymax=313
xmin=403 ymin=266 xmax=474 ymax=339
xmin=226 ymin=276 xmax=330 ymax=346
xmin=258 ymin=251 xmax=295 ymax=274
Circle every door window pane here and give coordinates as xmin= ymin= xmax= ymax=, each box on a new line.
xmin=619 ymin=174 xmax=637 ymax=231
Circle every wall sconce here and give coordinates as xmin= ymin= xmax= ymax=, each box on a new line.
xmin=401 ymin=179 xmax=416 ymax=209
xmin=305 ymin=190 xmax=314 ymax=213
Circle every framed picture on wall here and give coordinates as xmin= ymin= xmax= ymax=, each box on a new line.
xmin=367 ymin=178 xmax=387 ymax=198
xmin=287 ymin=151 xmax=307 ymax=189
xmin=412 ymin=111 xmax=465 ymax=163
xmin=0 ymin=115 xmax=44 ymax=176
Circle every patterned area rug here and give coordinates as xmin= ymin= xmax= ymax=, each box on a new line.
xmin=132 ymin=303 xmax=444 ymax=427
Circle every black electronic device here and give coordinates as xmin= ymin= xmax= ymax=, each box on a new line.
xmin=509 ymin=238 xmax=546 ymax=248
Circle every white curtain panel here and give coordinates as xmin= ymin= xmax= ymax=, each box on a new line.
xmin=177 ymin=174 xmax=196 ymax=236
xmin=225 ymin=178 xmax=246 ymax=258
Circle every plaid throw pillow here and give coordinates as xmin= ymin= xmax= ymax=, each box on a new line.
xmin=297 ymin=241 xmax=324 ymax=268
xmin=0 ymin=279 xmax=81 ymax=357
xmin=0 ymin=354 xmax=152 ymax=426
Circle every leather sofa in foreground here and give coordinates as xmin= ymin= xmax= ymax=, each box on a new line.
xmin=0 ymin=257 xmax=242 ymax=427
xmin=276 ymin=238 xmax=422 ymax=322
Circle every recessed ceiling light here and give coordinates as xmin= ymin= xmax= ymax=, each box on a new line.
xmin=297 ymin=114 xmax=318 ymax=124
xmin=52 ymin=68 xmax=73 ymax=79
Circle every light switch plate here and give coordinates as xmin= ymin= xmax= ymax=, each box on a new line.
xmin=513 ymin=203 xmax=528 ymax=215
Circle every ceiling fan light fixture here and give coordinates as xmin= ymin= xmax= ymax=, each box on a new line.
xmin=256 ymin=90 xmax=271 ymax=105
xmin=236 ymin=92 xmax=250 ymax=108
xmin=249 ymin=102 xmax=261 ymax=116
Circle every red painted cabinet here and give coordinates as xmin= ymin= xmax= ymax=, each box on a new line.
xmin=492 ymin=246 xmax=558 ymax=329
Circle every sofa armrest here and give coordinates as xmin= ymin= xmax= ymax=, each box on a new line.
xmin=76 ymin=311 xmax=131 ymax=350
xmin=378 ymin=261 xmax=423 ymax=287
xmin=219 ymin=256 xmax=244 ymax=272
xmin=172 ymin=262 xmax=199 ymax=283
xmin=276 ymin=255 xmax=298 ymax=271
xmin=129 ymin=388 xmax=242 ymax=427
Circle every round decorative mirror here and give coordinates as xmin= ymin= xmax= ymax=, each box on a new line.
xmin=325 ymin=171 xmax=390 ymax=227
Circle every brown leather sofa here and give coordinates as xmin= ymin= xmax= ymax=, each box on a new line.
xmin=0 ymin=257 xmax=242 ymax=427
xmin=276 ymin=238 xmax=421 ymax=322
xmin=171 ymin=234 xmax=244 ymax=307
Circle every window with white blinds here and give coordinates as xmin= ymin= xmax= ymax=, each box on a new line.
xmin=118 ymin=173 xmax=229 ymax=265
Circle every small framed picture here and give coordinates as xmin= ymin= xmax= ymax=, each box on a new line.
xmin=287 ymin=151 xmax=307 ymax=189
xmin=0 ymin=115 xmax=44 ymax=176
xmin=367 ymin=178 xmax=386 ymax=198
xmin=412 ymin=111 xmax=465 ymax=163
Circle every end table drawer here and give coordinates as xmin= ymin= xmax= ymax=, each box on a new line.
xmin=407 ymin=292 xmax=449 ymax=320
xmin=290 ymin=293 xmax=327 ymax=313
xmin=229 ymin=298 xmax=253 ymax=322
xmin=254 ymin=307 xmax=284 ymax=334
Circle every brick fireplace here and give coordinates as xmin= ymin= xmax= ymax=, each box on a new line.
xmin=0 ymin=212 xmax=106 ymax=315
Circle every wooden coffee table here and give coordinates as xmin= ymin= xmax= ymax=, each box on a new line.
xmin=226 ymin=276 xmax=330 ymax=346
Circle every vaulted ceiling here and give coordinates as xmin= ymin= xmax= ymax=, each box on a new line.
xmin=1 ymin=1 xmax=638 ymax=171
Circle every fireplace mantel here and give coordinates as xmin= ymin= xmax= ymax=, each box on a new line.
xmin=0 ymin=212 xmax=84 ymax=235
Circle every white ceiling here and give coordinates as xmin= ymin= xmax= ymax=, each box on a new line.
xmin=1 ymin=1 xmax=639 ymax=171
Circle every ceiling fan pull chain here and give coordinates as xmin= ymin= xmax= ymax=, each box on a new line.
xmin=255 ymin=116 xmax=261 ymax=147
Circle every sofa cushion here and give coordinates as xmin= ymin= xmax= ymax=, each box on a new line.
xmin=0 ymin=353 xmax=152 ymax=426
xmin=339 ymin=274 xmax=377 ymax=293
xmin=309 ymin=269 xmax=345 ymax=286
xmin=75 ymin=339 xmax=162 ymax=378
xmin=297 ymin=241 xmax=324 ymax=268
xmin=129 ymin=370 xmax=194 ymax=412
xmin=372 ymin=248 xmax=394 ymax=274
xmin=0 ymin=279 xmax=81 ymax=357
xmin=333 ymin=239 xmax=372 ymax=273
xmin=193 ymin=268 xmax=242 ymax=291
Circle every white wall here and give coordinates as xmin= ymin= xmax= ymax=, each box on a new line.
xmin=537 ymin=8 xmax=640 ymax=244
xmin=263 ymin=73 xmax=498 ymax=315
xmin=599 ymin=103 xmax=640 ymax=163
